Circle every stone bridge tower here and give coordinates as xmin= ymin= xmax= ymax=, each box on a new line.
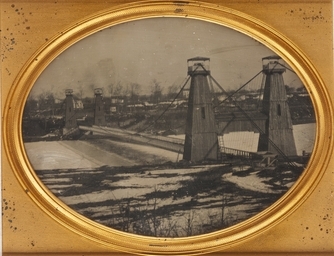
xmin=94 ymin=88 xmax=106 ymax=126
xmin=63 ymin=89 xmax=77 ymax=134
xmin=258 ymin=56 xmax=297 ymax=156
xmin=183 ymin=57 xmax=218 ymax=162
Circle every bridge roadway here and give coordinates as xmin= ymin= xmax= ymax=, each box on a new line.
xmin=79 ymin=125 xmax=184 ymax=153
xmin=78 ymin=126 xmax=257 ymax=159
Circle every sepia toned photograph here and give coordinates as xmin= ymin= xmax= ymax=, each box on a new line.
xmin=22 ymin=17 xmax=316 ymax=238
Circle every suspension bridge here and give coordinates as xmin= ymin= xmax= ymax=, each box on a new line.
xmin=62 ymin=55 xmax=302 ymax=167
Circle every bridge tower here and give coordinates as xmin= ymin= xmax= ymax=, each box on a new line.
xmin=94 ymin=88 xmax=106 ymax=126
xmin=63 ymin=89 xmax=78 ymax=134
xmin=258 ymin=56 xmax=297 ymax=156
xmin=183 ymin=57 xmax=218 ymax=162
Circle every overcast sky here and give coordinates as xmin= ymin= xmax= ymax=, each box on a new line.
xmin=30 ymin=17 xmax=303 ymax=100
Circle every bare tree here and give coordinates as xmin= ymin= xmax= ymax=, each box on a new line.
xmin=76 ymin=81 xmax=84 ymax=99
xmin=37 ymin=91 xmax=55 ymax=112
xmin=167 ymin=83 xmax=179 ymax=100
xmin=151 ymin=79 xmax=163 ymax=104
xmin=127 ymin=83 xmax=141 ymax=104
xmin=114 ymin=81 xmax=124 ymax=96
xmin=107 ymin=83 xmax=114 ymax=97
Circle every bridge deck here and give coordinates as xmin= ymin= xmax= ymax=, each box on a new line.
xmin=78 ymin=126 xmax=258 ymax=159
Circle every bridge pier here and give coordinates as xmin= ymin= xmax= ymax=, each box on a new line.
xmin=63 ymin=89 xmax=78 ymax=136
xmin=94 ymin=88 xmax=106 ymax=126
xmin=183 ymin=57 xmax=218 ymax=162
xmin=258 ymin=56 xmax=297 ymax=156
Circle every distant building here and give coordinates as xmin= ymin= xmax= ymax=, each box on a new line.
xmin=110 ymin=96 xmax=126 ymax=113
xmin=74 ymin=99 xmax=84 ymax=109
xmin=182 ymin=88 xmax=190 ymax=98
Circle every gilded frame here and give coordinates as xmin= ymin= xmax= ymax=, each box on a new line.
xmin=2 ymin=1 xmax=333 ymax=255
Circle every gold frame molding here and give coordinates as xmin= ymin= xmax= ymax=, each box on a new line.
xmin=2 ymin=1 xmax=333 ymax=255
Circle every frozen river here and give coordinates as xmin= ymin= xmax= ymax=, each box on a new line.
xmin=24 ymin=140 xmax=134 ymax=170
xmin=24 ymin=139 xmax=180 ymax=170
xmin=24 ymin=123 xmax=316 ymax=170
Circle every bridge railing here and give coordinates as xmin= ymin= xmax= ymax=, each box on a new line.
xmin=219 ymin=146 xmax=258 ymax=159
xmin=61 ymin=127 xmax=80 ymax=139
xmin=139 ymin=134 xmax=184 ymax=145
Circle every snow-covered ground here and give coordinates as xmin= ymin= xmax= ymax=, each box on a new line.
xmin=222 ymin=172 xmax=282 ymax=194
xmin=293 ymin=123 xmax=316 ymax=155
xmin=37 ymin=163 xmax=274 ymax=236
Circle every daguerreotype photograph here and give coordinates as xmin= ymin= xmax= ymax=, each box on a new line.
xmin=22 ymin=17 xmax=316 ymax=237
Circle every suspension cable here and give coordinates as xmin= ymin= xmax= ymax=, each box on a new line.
xmin=200 ymin=63 xmax=298 ymax=168
xmin=136 ymin=75 xmax=192 ymax=134
xmin=257 ymin=73 xmax=266 ymax=110
xmin=277 ymin=62 xmax=296 ymax=74
xmin=213 ymin=69 xmax=263 ymax=108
